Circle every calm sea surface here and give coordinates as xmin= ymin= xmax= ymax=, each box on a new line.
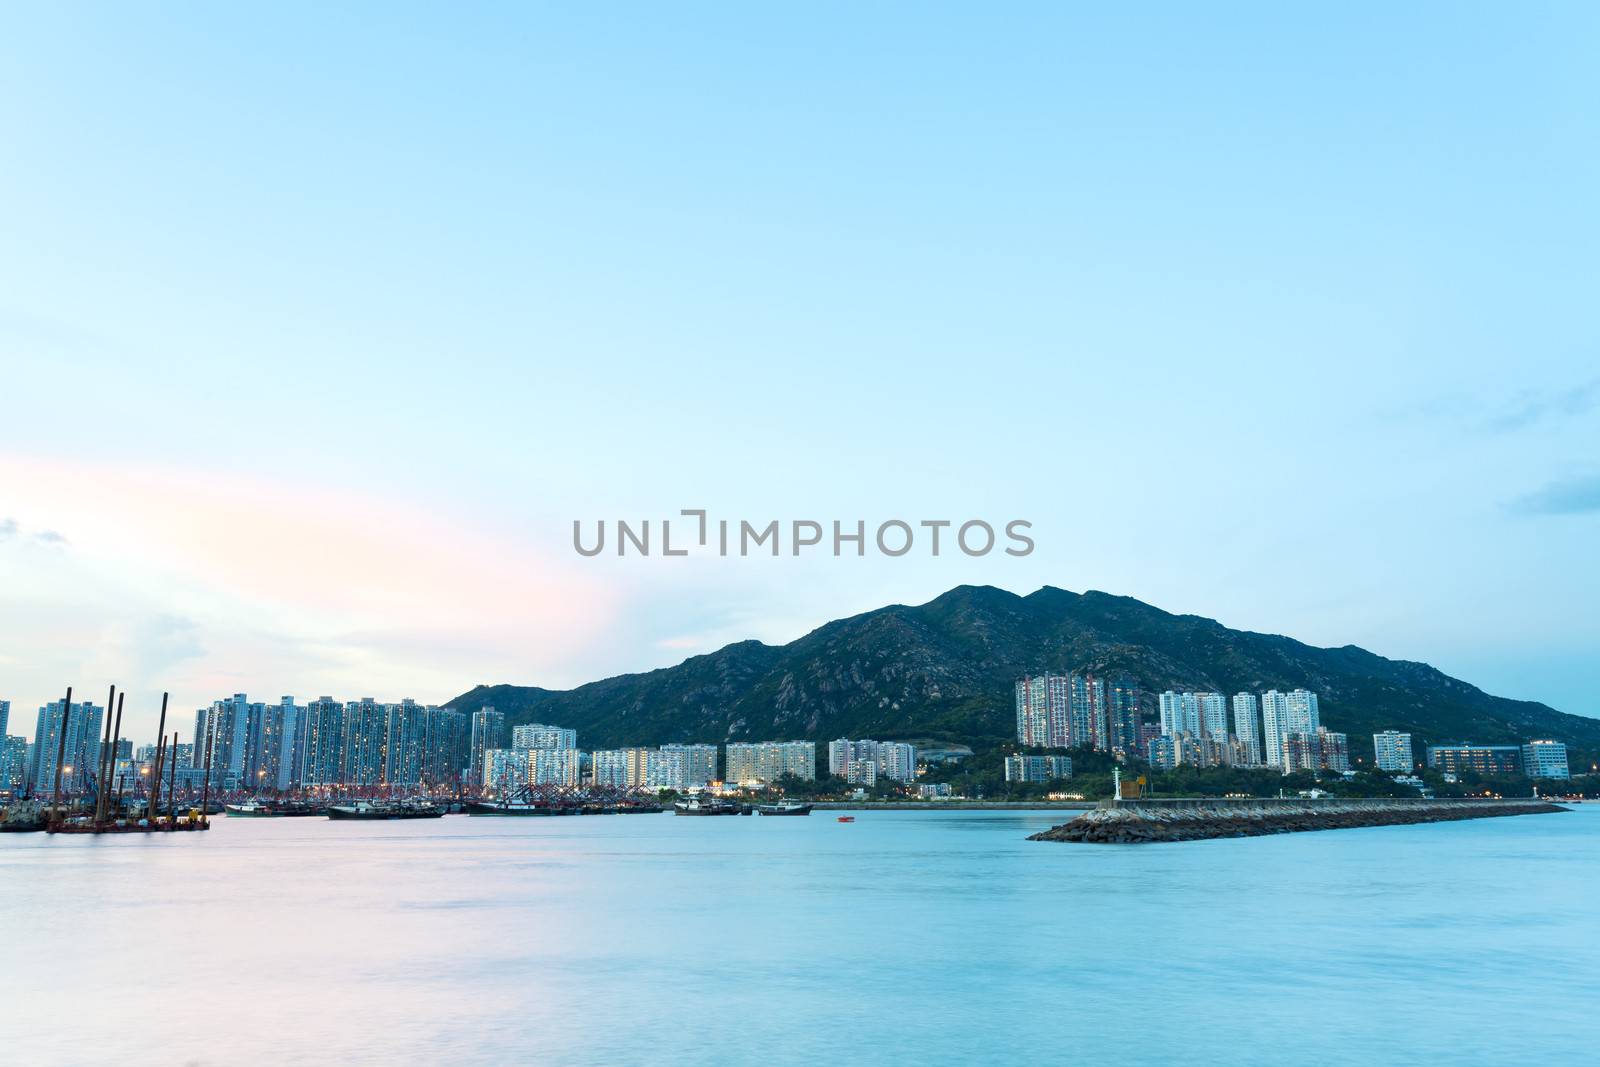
xmin=2 ymin=806 xmax=1595 ymax=1066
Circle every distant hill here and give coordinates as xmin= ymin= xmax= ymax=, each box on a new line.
xmin=447 ymin=585 xmax=1600 ymax=765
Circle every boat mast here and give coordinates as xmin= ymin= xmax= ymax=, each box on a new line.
xmin=94 ymin=685 xmax=116 ymax=825
xmin=98 ymin=692 xmax=124 ymax=825
xmin=147 ymin=693 xmax=168 ymax=822
xmin=50 ymin=686 xmax=73 ymax=823
xmin=199 ymin=712 xmax=215 ymax=828
xmin=167 ymin=731 xmax=178 ymax=826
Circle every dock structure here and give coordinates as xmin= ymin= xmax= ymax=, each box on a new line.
xmin=1029 ymin=797 xmax=1568 ymax=844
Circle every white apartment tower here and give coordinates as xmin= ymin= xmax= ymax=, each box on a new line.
xmin=1233 ymin=693 xmax=1262 ymax=765
xmin=1372 ymin=730 xmax=1414 ymax=772
xmin=1261 ymin=690 xmax=1290 ymax=768
xmin=1198 ymin=693 xmax=1229 ymax=742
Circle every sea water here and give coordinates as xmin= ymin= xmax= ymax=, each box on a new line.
xmin=1 ymin=807 xmax=1594 ymax=1066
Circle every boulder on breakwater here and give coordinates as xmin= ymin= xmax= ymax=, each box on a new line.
xmin=1028 ymin=797 xmax=1567 ymax=844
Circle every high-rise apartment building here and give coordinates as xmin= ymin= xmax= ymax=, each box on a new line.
xmin=530 ymin=748 xmax=580 ymax=786
xmin=382 ymin=699 xmax=431 ymax=786
xmin=299 ymin=697 xmax=346 ymax=786
xmin=1520 ymin=740 xmax=1569 ymax=780
xmin=724 ymin=741 xmax=815 ymax=784
xmin=1158 ymin=691 xmax=1202 ymax=738
xmin=1233 ymin=693 xmax=1262 ymax=765
xmin=468 ymin=707 xmax=506 ymax=787
xmin=1003 ymin=754 xmax=1072 ymax=783
xmin=31 ymin=699 xmax=105 ymax=794
xmin=827 ymin=739 xmax=853 ymax=777
xmin=423 ymin=706 xmax=469 ymax=788
xmin=1198 ymin=693 xmax=1229 ymax=743
xmin=1260 ymin=690 xmax=1290 ymax=768
xmin=194 ymin=694 xmax=250 ymax=783
xmin=660 ymin=743 xmax=719 ymax=788
xmin=1318 ymin=729 xmax=1350 ymax=773
xmin=1283 ymin=728 xmax=1349 ymax=773
xmin=1018 ymin=672 xmax=1126 ymax=752
xmin=1146 ymin=735 xmax=1177 ymax=770
xmin=238 ymin=696 xmax=302 ymax=792
xmin=847 ymin=759 xmax=877 ymax=786
xmin=1282 ymin=731 xmax=1317 ymax=773
xmin=1107 ymin=677 xmax=1141 ymax=753
xmin=828 ymin=739 xmax=915 ymax=782
xmin=589 ymin=749 xmax=633 ymax=787
xmin=512 ymin=723 xmax=577 ymax=752
xmin=1 ymin=734 xmax=28 ymax=794
xmin=1373 ymin=731 xmax=1413 ymax=773
xmin=483 ymin=748 xmax=529 ymax=792
xmin=1015 ymin=674 xmax=1070 ymax=748
xmin=1286 ymin=690 xmax=1320 ymax=735
xmin=341 ymin=698 xmax=387 ymax=786
xmin=1068 ymin=674 xmax=1106 ymax=750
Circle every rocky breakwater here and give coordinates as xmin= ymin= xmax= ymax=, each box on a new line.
xmin=1029 ymin=797 xmax=1567 ymax=844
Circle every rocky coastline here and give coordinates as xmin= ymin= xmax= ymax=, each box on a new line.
xmin=1028 ymin=798 xmax=1567 ymax=844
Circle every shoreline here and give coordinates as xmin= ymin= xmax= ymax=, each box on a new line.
xmin=1030 ymin=798 xmax=1569 ymax=843
xmin=810 ymin=801 xmax=1097 ymax=811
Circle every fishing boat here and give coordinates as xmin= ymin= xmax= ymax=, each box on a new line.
xmin=326 ymin=800 xmax=444 ymax=821
xmin=276 ymin=801 xmax=326 ymax=817
xmin=672 ymin=796 xmax=742 ymax=816
xmin=225 ymin=800 xmax=281 ymax=817
xmin=464 ymin=800 xmax=573 ymax=816
xmin=756 ymin=802 xmax=814 ymax=816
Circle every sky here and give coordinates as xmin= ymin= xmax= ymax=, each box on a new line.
xmin=2 ymin=3 xmax=1598 ymax=742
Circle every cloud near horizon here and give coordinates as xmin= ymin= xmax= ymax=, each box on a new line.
xmin=0 ymin=454 xmax=622 ymax=736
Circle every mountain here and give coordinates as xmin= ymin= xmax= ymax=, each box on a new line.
xmin=446 ymin=586 xmax=1600 ymax=764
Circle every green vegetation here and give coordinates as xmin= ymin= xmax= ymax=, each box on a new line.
xmin=447 ymin=585 xmax=1599 ymax=769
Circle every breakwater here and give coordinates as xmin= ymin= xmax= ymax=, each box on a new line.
xmin=814 ymin=801 xmax=1097 ymax=811
xmin=1029 ymin=797 xmax=1567 ymax=843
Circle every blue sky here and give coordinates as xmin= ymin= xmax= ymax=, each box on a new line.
xmin=2 ymin=3 xmax=1598 ymax=739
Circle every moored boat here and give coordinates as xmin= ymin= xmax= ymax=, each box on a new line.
xmin=276 ymin=802 xmax=326 ymax=817
xmin=756 ymin=802 xmax=813 ymax=816
xmin=327 ymin=801 xmax=444 ymax=821
xmin=465 ymin=800 xmax=567 ymax=816
xmin=673 ymin=796 xmax=742 ymax=816
xmin=225 ymin=800 xmax=282 ymax=817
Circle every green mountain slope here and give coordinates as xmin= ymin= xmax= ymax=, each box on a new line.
xmin=447 ymin=585 xmax=1600 ymax=765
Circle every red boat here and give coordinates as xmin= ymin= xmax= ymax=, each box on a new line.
xmin=836 ymin=815 xmax=855 ymax=823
